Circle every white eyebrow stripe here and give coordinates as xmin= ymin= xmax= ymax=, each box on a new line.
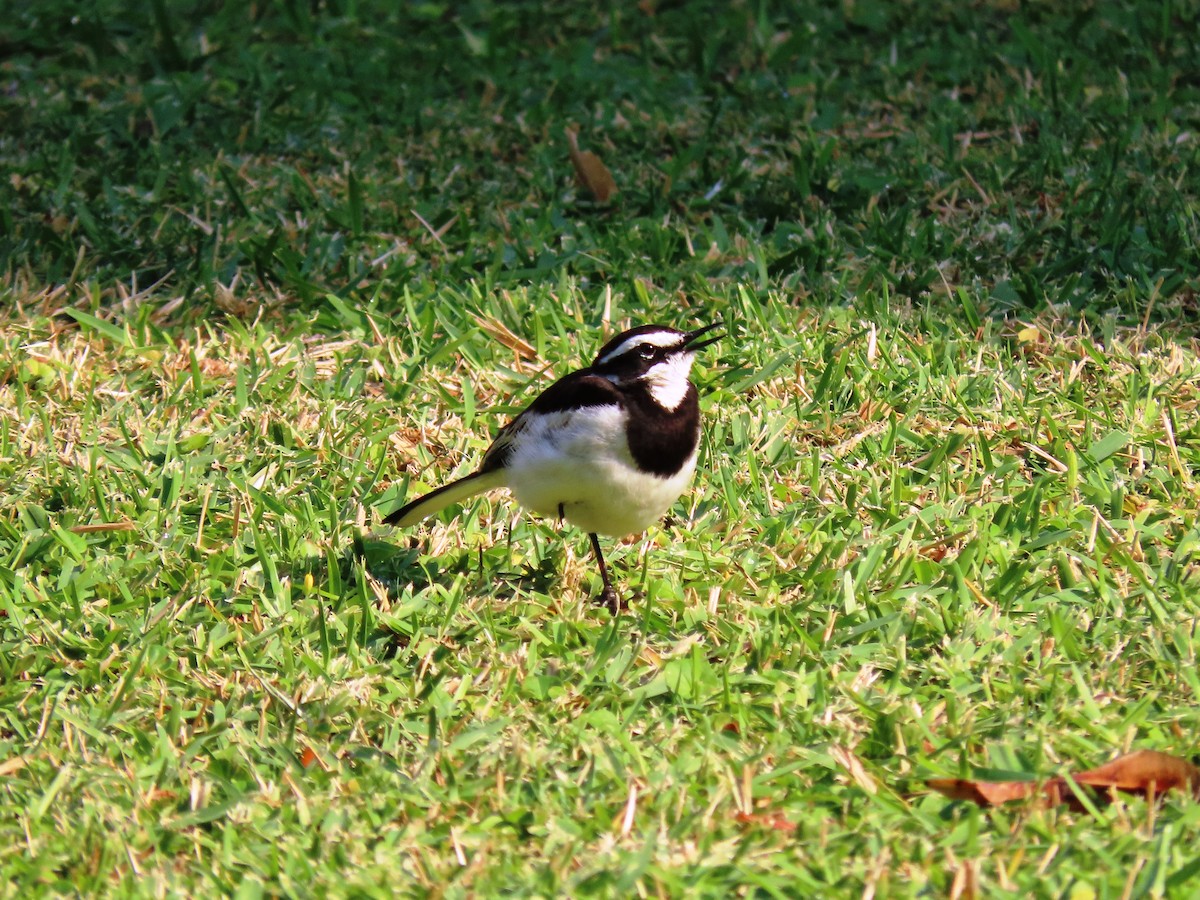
xmin=596 ymin=332 xmax=683 ymax=364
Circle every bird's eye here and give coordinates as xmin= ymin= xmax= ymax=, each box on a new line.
xmin=638 ymin=347 xmax=655 ymax=359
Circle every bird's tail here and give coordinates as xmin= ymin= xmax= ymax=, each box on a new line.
xmin=383 ymin=470 xmax=506 ymax=527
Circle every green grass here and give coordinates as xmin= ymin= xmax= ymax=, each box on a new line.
xmin=3 ymin=0 xmax=1200 ymax=896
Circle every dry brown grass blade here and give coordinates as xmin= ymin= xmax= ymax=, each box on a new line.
xmin=0 ymin=756 xmax=29 ymax=777
xmin=68 ymin=521 xmax=137 ymax=534
xmin=831 ymin=743 xmax=879 ymax=795
xmin=471 ymin=314 xmax=538 ymax=361
xmin=566 ymin=127 xmax=617 ymax=203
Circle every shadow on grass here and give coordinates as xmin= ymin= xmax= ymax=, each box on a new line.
xmin=287 ymin=529 xmax=569 ymax=633
xmin=349 ymin=531 xmax=564 ymax=598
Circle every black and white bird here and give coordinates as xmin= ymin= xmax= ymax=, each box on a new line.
xmin=384 ymin=323 xmax=721 ymax=612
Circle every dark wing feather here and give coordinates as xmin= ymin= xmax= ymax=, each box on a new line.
xmin=479 ymin=371 xmax=623 ymax=472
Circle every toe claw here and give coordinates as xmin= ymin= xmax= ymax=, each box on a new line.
xmin=596 ymin=586 xmax=625 ymax=615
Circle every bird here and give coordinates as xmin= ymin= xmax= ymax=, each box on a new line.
xmin=383 ymin=322 xmax=721 ymax=613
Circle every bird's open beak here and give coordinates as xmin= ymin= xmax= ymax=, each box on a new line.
xmin=684 ymin=322 xmax=723 ymax=351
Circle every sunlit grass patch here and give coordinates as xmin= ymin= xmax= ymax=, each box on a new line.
xmin=3 ymin=0 xmax=1200 ymax=894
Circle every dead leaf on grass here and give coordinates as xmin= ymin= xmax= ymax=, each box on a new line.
xmin=566 ymin=128 xmax=617 ymax=203
xmin=926 ymin=777 xmax=1049 ymax=807
xmin=1072 ymin=749 xmax=1200 ymax=798
xmin=928 ymin=749 xmax=1199 ymax=809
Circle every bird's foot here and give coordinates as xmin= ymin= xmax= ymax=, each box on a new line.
xmin=595 ymin=585 xmax=626 ymax=615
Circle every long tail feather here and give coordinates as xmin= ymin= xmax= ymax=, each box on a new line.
xmin=383 ymin=470 xmax=506 ymax=527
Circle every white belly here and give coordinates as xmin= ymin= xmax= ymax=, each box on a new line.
xmin=503 ymin=406 xmax=697 ymax=536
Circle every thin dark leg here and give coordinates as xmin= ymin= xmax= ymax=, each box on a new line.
xmin=589 ymin=532 xmax=624 ymax=614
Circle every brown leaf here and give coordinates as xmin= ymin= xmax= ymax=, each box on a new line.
xmin=928 ymin=750 xmax=1198 ymax=809
xmin=1072 ymin=749 xmax=1200 ymax=798
xmin=566 ymin=128 xmax=617 ymax=203
xmin=299 ymin=746 xmax=319 ymax=769
xmin=927 ymin=777 xmax=1047 ymax=806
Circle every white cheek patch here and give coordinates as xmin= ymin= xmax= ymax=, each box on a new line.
xmin=596 ymin=332 xmax=683 ymax=365
xmin=645 ymin=353 xmax=695 ymax=410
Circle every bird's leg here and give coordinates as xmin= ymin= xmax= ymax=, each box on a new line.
xmin=588 ymin=532 xmax=624 ymax=614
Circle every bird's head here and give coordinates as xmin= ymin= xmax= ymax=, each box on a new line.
xmin=590 ymin=323 xmax=721 ymax=410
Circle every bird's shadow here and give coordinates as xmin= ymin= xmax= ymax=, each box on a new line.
xmin=277 ymin=526 xmax=618 ymax=664
xmin=332 ymin=530 xmax=567 ymax=608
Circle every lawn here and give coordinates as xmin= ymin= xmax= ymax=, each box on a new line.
xmin=2 ymin=0 xmax=1200 ymax=896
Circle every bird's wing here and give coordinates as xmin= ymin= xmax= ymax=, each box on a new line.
xmin=386 ymin=373 xmax=622 ymax=526
xmin=479 ymin=372 xmax=623 ymax=473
